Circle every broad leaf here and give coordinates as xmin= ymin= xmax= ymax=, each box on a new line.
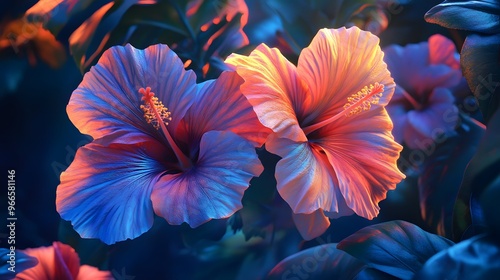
xmin=425 ymin=0 xmax=500 ymax=34
xmin=414 ymin=234 xmax=500 ymax=279
xmin=266 ymin=244 xmax=396 ymax=280
xmin=480 ymin=176 xmax=500 ymax=236
xmin=337 ymin=220 xmax=454 ymax=279
xmin=461 ymin=33 xmax=500 ymax=123
xmin=419 ymin=114 xmax=484 ymax=238
xmin=454 ymin=110 xmax=499 ymax=240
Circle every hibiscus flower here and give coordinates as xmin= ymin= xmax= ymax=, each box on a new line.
xmin=226 ymin=27 xmax=405 ymax=239
xmin=14 ymin=242 xmax=112 ymax=279
xmin=383 ymin=34 xmax=461 ymax=149
xmin=57 ymin=44 xmax=269 ymax=244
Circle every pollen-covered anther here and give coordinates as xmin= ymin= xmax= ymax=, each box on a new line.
xmin=343 ymin=83 xmax=384 ymax=117
xmin=139 ymin=87 xmax=172 ymax=130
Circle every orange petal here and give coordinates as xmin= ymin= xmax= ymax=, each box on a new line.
xmin=225 ymin=44 xmax=309 ymax=142
xmin=297 ymin=27 xmax=395 ymax=126
xmin=319 ymin=108 xmax=405 ymax=219
xmin=292 ymin=209 xmax=330 ymax=240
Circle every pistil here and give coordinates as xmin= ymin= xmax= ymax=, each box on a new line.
xmin=139 ymin=87 xmax=192 ymax=170
xmin=302 ymin=83 xmax=384 ymax=135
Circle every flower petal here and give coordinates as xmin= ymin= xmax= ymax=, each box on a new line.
xmin=297 ymin=27 xmax=395 ymax=125
xmin=151 ymin=131 xmax=262 ymax=227
xmin=429 ymin=34 xmax=460 ymax=69
xmin=17 ymin=242 xmax=79 ymax=279
xmin=77 ymin=265 xmax=113 ymax=280
xmin=17 ymin=245 xmax=56 ymax=279
xmin=266 ymin=137 xmax=339 ymax=214
xmin=57 ymin=140 xmax=166 ymax=244
xmin=384 ymin=40 xmax=461 ymax=98
xmin=319 ymin=108 xmax=405 ymax=219
xmin=386 ymin=102 xmax=409 ymax=144
xmin=292 ymin=209 xmax=330 ymax=240
xmin=405 ymin=88 xmax=458 ymax=149
xmin=179 ymin=71 xmax=271 ymax=149
xmin=53 ymin=242 xmax=80 ymax=279
xmin=225 ymin=44 xmax=308 ymax=142
xmin=68 ymin=44 xmax=197 ymax=145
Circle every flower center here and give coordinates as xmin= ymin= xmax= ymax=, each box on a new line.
xmin=139 ymin=87 xmax=192 ymax=170
xmin=302 ymin=83 xmax=384 ymax=135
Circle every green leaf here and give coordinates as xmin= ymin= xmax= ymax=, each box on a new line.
xmin=425 ymin=0 xmax=500 ymax=34
xmin=461 ymin=33 xmax=500 ymax=123
xmin=337 ymin=220 xmax=454 ymax=279
xmin=415 ymin=234 xmax=500 ymax=279
xmin=266 ymin=244 xmax=396 ymax=280
xmin=418 ymin=114 xmax=484 ymax=238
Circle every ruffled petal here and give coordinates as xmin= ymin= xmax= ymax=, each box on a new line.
xmin=384 ymin=39 xmax=461 ymax=99
xmin=68 ymin=44 xmax=197 ymax=145
xmin=0 ymin=249 xmax=38 ymax=279
xmin=57 ymin=140 xmax=166 ymax=244
xmin=429 ymin=34 xmax=460 ymax=69
xmin=297 ymin=27 xmax=395 ymax=125
xmin=225 ymin=44 xmax=308 ymax=142
xmin=151 ymin=131 xmax=262 ymax=227
xmin=266 ymin=137 xmax=340 ymax=214
xmin=292 ymin=209 xmax=330 ymax=240
xmin=318 ymin=108 xmax=405 ymax=219
xmin=179 ymin=71 xmax=271 ymax=149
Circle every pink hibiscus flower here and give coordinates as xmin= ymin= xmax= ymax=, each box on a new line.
xmin=384 ymin=34 xmax=461 ymax=150
xmin=57 ymin=44 xmax=269 ymax=244
xmin=15 ymin=242 xmax=112 ymax=279
xmin=226 ymin=27 xmax=405 ymax=239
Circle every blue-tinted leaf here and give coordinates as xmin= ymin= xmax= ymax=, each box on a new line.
xmin=267 ymin=244 xmax=394 ymax=280
xmin=419 ymin=114 xmax=484 ymax=238
xmin=461 ymin=33 xmax=500 ymax=123
xmin=480 ymin=176 xmax=500 ymax=236
xmin=337 ymin=220 xmax=454 ymax=279
xmin=454 ymin=109 xmax=499 ymax=240
xmin=425 ymin=0 xmax=500 ymax=33
xmin=415 ymin=234 xmax=500 ymax=279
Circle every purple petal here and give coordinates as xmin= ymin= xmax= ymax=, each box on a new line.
xmin=68 ymin=44 xmax=197 ymax=145
xmin=57 ymin=140 xmax=167 ymax=244
xmin=179 ymin=71 xmax=270 ymax=149
xmin=386 ymin=102 xmax=409 ymax=144
xmin=151 ymin=131 xmax=262 ymax=227
xmin=405 ymin=88 xmax=458 ymax=149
